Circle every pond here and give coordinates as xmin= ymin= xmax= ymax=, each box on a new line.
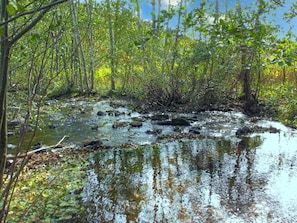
xmin=8 ymin=99 xmax=297 ymax=222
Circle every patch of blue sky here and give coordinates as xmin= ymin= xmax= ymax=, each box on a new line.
xmin=138 ymin=0 xmax=297 ymax=39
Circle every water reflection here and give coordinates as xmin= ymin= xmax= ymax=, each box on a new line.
xmin=83 ymin=131 xmax=297 ymax=223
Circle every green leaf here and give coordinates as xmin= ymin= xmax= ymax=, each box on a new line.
xmin=6 ymin=5 xmax=17 ymax=16
xmin=62 ymin=215 xmax=73 ymax=220
xmin=16 ymin=3 xmax=26 ymax=12
xmin=30 ymin=33 xmax=41 ymax=42
xmin=42 ymin=191 xmax=49 ymax=198
xmin=278 ymin=61 xmax=285 ymax=66
xmin=285 ymin=58 xmax=293 ymax=66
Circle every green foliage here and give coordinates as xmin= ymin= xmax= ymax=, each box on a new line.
xmin=6 ymin=0 xmax=28 ymax=16
xmin=269 ymin=38 xmax=297 ymax=66
xmin=6 ymin=0 xmax=297 ymax=120
xmin=6 ymin=152 xmax=90 ymax=222
xmin=6 ymin=4 xmax=17 ymax=16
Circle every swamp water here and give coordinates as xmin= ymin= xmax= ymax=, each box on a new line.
xmin=8 ymin=100 xmax=297 ymax=222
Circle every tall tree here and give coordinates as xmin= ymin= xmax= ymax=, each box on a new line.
xmin=86 ymin=0 xmax=95 ymax=91
xmin=0 ymin=0 xmax=10 ymax=191
xmin=70 ymin=0 xmax=89 ymax=92
xmin=215 ymin=0 xmax=219 ymax=23
xmin=106 ymin=0 xmax=116 ymax=91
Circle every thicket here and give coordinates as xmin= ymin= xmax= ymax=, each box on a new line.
xmin=8 ymin=0 xmax=297 ymax=122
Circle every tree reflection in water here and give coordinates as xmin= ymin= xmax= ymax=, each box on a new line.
xmin=83 ymin=133 xmax=297 ymax=223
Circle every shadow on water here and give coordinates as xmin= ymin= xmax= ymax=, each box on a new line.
xmin=83 ymin=129 xmax=297 ymax=223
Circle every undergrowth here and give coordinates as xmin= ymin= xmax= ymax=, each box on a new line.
xmin=4 ymin=149 xmax=92 ymax=222
xmin=260 ymin=83 xmax=297 ymax=128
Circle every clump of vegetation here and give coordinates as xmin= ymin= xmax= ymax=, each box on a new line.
xmin=4 ymin=149 xmax=92 ymax=222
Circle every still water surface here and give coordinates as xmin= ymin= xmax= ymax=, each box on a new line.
xmin=83 ymin=122 xmax=297 ymax=223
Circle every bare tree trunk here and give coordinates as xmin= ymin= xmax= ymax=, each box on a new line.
xmin=240 ymin=46 xmax=257 ymax=113
xmin=151 ymin=0 xmax=156 ymax=31
xmin=225 ymin=0 xmax=228 ymax=15
xmin=70 ymin=0 xmax=89 ymax=93
xmin=215 ymin=0 xmax=219 ymax=23
xmin=169 ymin=0 xmax=184 ymax=103
xmin=70 ymin=0 xmax=82 ymax=91
xmin=106 ymin=0 xmax=116 ymax=91
xmin=236 ymin=0 xmax=241 ymax=14
xmin=87 ymin=0 xmax=95 ymax=91
xmin=0 ymin=0 xmax=10 ymax=190
xmin=157 ymin=0 xmax=161 ymax=30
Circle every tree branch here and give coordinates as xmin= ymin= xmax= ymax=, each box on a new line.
xmin=271 ymin=0 xmax=297 ymax=16
xmin=10 ymin=0 xmax=68 ymax=45
xmin=0 ymin=0 xmax=68 ymax=27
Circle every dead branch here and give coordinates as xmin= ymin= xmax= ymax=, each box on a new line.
xmin=7 ymin=135 xmax=69 ymax=160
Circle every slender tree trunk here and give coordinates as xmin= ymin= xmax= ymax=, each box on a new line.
xmin=169 ymin=0 xmax=183 ymax=103
xmin=240 ymin=46 xmax=257 ymax=113
xmin=157 ymin=0 xmax=161 ymax=30
xmin=87 ymin=0 xmax=95 ymax=91
xmin=70 ymin=0 xmax=89 ymax=92
xmin=0 ymin=52 xmax=10 ymax=188
xmin=151 ymin=0 xmax=156 ymax=31
xmin=106 ymin=0 xmax=116 ymax=91
xmin=0 ymin=0 xmax=10 ymax=190
xmin=215 ymin=0 xmax=219 ymax=23
xmin=225 ymin=0 xmax=228 ymax=15
xmin=70 ymin=0 xmax=82 ymax=91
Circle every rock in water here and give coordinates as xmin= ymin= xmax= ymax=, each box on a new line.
xmin=151 ymin=114 xmax=170 ymax=121
xmin=84 ymin=140 xmax=102 ymax=149
xmin=130 ymin=121 xmax=143 ymax=128
xmin=189 ymin=127 xmax=201 ymax=134
xmin=97 ymin=111 xmax=106 ymax=116
xmin=157 ymin=118 xmax=190 ymax=126
xmin=236 ymin=126 xmax=253 ymax=136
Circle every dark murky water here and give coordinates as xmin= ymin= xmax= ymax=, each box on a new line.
xmin=8 ymin=100 xmax=297 ymax=222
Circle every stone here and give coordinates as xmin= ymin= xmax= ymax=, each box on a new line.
xmin=83 ymin=140 xmax=102 ymax=149
xmin=236 ymin=126 xmax=253 ymax=136
xmin=48 ymin=124 xmax=57 ymax=129
xmin=146 ymin=129 xmax=162 ymax=135
xmin=112 ymin=121 xmax=129 ymax=128
xmin=157 ymin=118 xmax=190 ymax=126
xmin=130 ymin=121 xmax=143 ymax=128
xmin=189 ymin=126 xmax=201 ymax=134
xmin=151 ymin=114 xmax=170 ymax=121
xmin=7 ymin=132 xmax=14 ymax=137
xmin=97 ymin=111 xmax=106 ymax=116
xmin=8 ymin=119 xmax=23 ymax=128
